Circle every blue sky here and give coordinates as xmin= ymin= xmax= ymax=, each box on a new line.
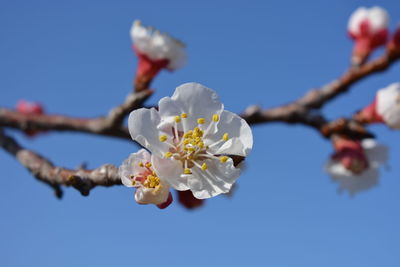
xmin=1 ymin=0 xmax=400 ymax=266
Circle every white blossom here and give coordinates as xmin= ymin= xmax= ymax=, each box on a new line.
xmin=326 ymin=139 xmax=388 ymax=196
xmin=128 ymin=82 xmax=253 ymax=199
xmin=348 ymin=6 xmax=389 ymax=36
xmin=130 ymin=20 xmax=186 ymax=70
xmin=376 ymin=82 xmax=400 ymax=129
xmin=119 ymin=149 xmax=170 ymax=206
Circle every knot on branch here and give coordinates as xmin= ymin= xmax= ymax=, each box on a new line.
xmin=320 ymin=118 xmax=374 ymax=139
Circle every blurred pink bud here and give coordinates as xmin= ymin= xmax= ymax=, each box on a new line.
xmin=348 ymin=7 xmax=389 ymax=66
xmin=177 ymin=190 xmax=204 ymax=210
xmin=16 ymin=100 xmax=45 ymax=137
xmin=133 ymin=46 xmax=169 ymax=91
xmin=130 ymin=20 xmax=186 ymax=92
xmin=356 ymin=98 xmax=384 ymax=124
xmin=387 ymin=26 xmax=400 ymax=53
xmin=331 ymin=138 xmax=369 ymax=174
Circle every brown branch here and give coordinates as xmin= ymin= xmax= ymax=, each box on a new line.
xmin=0 ymin=128 xmax=121 ymax=197
xmin=0 ymin=90 xmax=152 ymax=140
xmin=241 ymin=49 xmax=400 ymax=136
xmin=298 ymin=49 xmax=400 ymax=109
xmin=106 ymin=89 xmax=153 ymax=127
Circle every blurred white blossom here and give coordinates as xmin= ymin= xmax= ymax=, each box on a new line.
xmin=130 ymin=20 xmax=186 ymax=70
xmin=326 ymin=139 xmax=388 ymax=196
xmin=376 ymin=82 xmax=400 ymax=129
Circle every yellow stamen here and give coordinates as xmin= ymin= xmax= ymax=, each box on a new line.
xmin=145 ymin=162 xmax=152 ymax=168
xmin=184 ymin=168 xmax=192 ymax=174
xmin=198 ymin=141 xmax=205 ymax=148
xmin=183 ymin=131 xmax=193 ymax=138
xmin=222 ymin=133 xmax=229 ymax=141
xmin=197 ymin=118 xmax=205 ymax=124
xmin=131 ymin=180 xmax=136 ymax=186
xmin=165 ymin=152 xmax=173 ymax=158
xmin=201 ymin=163 xmax=208 ymax=171
xmin=181 ymin=113 xmax=188 ymax=118
xmin=219 ymin=156 xmax=229 ymax=163
xmin=212 ymin=114 xmax=220 ymax=122
xmin=138 ymin=162 xmax=144 ymax=167
xmin=193 ymin=127 xmax=203 ymax=138
xmin=159 ymin=135 xmax=167 ymax=142
xmin=174 ymin=116 xmax=181 ymax=123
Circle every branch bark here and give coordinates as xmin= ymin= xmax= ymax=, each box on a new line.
xmin=0 ymin=128 xmax=121 ymax=197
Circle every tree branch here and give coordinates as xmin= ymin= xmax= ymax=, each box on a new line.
xmin=0 ymin=90 xmax=152 ymax=141
xmin=0 ymin=128 xmax=121 ymax=197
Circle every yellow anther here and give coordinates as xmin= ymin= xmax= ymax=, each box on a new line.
xmin=138 ymin=162 xmax=144 ymax=167
xmin=197 ymin=118 xmax=205 ymax=124
xmin=145 ymin=162 xmax=152 ymax=168
xmin=201 ymin=163 xmax=208 ymax=171
xmin=174 ymin=116 xmax=181 ymax=123
xmin=183 ymin=139 xmax=190 ymax=145
xmin=212 ymin=114 xmax=220 ymax=122
xmin=193 ymin=127 xmax=203 ymax=137
xmin=219 ymin=156 xmax=229 ymax=163
xmin=165 ymin=152 xmax=173 ymax=158
xmin=183 ymin=131 xmax=193 ymax=138
xmin=222 ymin=133 xmax=229 ymax=141
xmin=184 ymin=168 xmax=192 ymax=174
xmin=131 ymin=180 xmax=136 ymax=186
xmin=159 ymin=135 xmax=168 ymax=142
xmin=181 ymin=113 xmax=188 ymax=118
xmin=198 ymin=141 xmax=205 ymax=148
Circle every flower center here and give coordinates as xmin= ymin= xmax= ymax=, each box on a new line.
xmin=159 ymin=113 xmax=230 ymax=174
xmin=130 ymin=161 xmax=162 ymax=191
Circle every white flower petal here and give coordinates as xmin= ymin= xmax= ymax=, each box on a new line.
xmin=205 ymin=110 xmax=253 ymax=157
xmin=368 ymin=6 xmax=389 ymax=33
xmin=348 ymin=7 xmax=368 ymax=34
xmin=166 ymin=82 xmax=224 ymax=132
xmin=326 ymin=160 xmax=379 ymax=196
xmin=376 ymin=83 xmax=400 ymax=129
xmin=130 ymin=20 xmax=186 ymax=70
xmin=134 ymin=182 xmax=170 ymax=205
xmin=157 ymin=96 xmax=185 ymax=132
xmin=128 ymin=108 xmax=170 ymax=157
xmin=348 ymin=6 xmax=388 ymax=35
xmin=362 ymin=139 xmax=389 ymax=166
xmin=119 ymin=149 xmax=151 ymax=187
xmin=152 ymin=155 xmax=189 ymax=191
xmin=188 ymin=158 xmax=240 ymax=199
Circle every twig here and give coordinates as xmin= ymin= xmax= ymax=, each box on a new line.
xmin=0 ymin=128 xmax=121 ymax=197
xmin=0 ymin=90 xmax=152 ymax=141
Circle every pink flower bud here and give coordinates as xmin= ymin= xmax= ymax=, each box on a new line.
xmin=16 ymin=100 xmax=45 ymax=137
xmin=130 ymin=20 xmax=186 ymax=91
xmin=331 ymin=138 xmax=369 ymax=174
xmin=356 ymin=98 xmax=384 ymax=124
xmin=348 ymin=7 xmax=389 ymax=65
xmin=387 ymin=26 xmax=400 ymax=53
xmin=133 ymin=46 xmax=169 ymax=91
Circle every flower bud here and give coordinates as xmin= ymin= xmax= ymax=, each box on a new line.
xmin=16 ymin=100 xmax=45 ymax=137
xmin=130 ymin=20 xmax=186 ymax=91
xmin=348 ymin=6 xmax=389 ymax=66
